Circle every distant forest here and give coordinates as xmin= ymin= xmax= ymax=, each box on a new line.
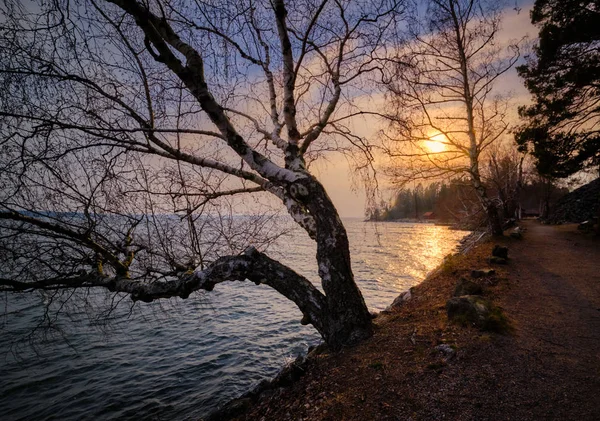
xmin=368 ymin=177 xmax=569 ymax=225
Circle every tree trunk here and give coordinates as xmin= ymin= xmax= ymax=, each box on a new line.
xmin=470 ymin=172 xmax=503 ymax=236
xmin=289 ymin=175 xmax=373 ymax=350
xmin=451 ymin=0 xmax=504 ymax=238
xmin=486 ymin=201 xmax=504 ymax=236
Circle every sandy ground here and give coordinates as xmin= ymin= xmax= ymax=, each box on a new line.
xmin=229 ymin=220 xmax=600 ymax=421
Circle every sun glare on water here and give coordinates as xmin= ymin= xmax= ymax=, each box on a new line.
xmin=424 ymin=133 xmax=447 ymax=153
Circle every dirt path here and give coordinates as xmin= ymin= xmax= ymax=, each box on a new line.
xmin=412 ymin=220 xmax=600 ymax=420
xmin=232 ymin=221 xmax=600 ymax=421
xmin=485 ymin=220 xmax=600 ymax=419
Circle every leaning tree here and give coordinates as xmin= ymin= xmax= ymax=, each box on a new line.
xmin=0 ymin=0 xmax=406 ymax=350
xmin=382 ymin=0 xmax=521 ymax=235
xmin=515 ymin=0 xmax=600 ymax=178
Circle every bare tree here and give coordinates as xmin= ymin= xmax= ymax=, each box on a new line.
xmin=0 ymin=0 xmax=406 ymax=350
xmin=482 ymin=144 xmax=525 ymax=221
xmin=382 ymin=0 xmax=521 ymax=235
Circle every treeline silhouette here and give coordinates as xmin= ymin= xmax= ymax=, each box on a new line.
xmin=368 ymin=180 xmax=478 ymax=222
xmin=369 ymin=177 xmax=568 ymax=226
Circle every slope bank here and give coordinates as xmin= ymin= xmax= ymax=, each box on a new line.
xmin=547 ymin=177 xmax=600 ymax=224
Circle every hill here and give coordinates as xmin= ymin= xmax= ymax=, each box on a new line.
xmin=547 ymin=178 xmax=600 ymax=224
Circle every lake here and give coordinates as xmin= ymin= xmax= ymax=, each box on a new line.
xmin=0 ymin=219 xmax=467 ymax=420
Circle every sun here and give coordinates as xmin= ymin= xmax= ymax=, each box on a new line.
xmin=424 ymin=133 xmax=447 ymax=153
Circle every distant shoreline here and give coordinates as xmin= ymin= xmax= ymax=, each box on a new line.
xmin=364 ymin=218 xmax=471 ymax=230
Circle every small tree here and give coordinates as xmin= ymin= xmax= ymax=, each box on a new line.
xmin=382 ymin=0 xmax=521 ymax=235
xmin=0 ymin=0 xmax=406 ymax=350
xmin=483 ymin=144 xmax=525 ymax=220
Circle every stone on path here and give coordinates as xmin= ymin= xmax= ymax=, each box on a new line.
xmin=492 ymin=245 xmax=509 ymax=259
xmin=446 ymin=295 xmax=492 ymax=328
xmin=489 ymin=256 xmax=508 ymax=265
xmin=454 ymin=277 xmax=483 ymax=297
xmin=471 ymin=268 xmax=496 ymax=278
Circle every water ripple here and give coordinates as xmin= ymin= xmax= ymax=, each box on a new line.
xmin=0 ymin=220 xmax=466 ymax=420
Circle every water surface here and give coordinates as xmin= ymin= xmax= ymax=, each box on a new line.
xmin=0 ymin=219 xmax=466 ymax=420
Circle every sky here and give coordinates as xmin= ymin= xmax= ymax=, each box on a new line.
xmin=0 ymin=0 xmax=538 ymax=220
xmin=318 ymin=0 xmax=537 ymax=218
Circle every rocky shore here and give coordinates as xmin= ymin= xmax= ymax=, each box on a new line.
xmin=546 ymin=177 xmax=600 ymax=224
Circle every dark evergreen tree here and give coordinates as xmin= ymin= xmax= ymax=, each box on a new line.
xmin=516 ymin=0 xmax=600 ymax=177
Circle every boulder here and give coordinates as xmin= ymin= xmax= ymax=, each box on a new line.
xmin=454 ymin=277 xmax=483 ymax=296
xmin=205 ymin=398 xmax=253 ymax=421
xmin=273 ymin=355 xmax=307 ymax=387
xmin=471 ymin=268 xmax=496 ymax=278
xmin=384 ymin=288 xmax=413 ymax=312
xmin=492 ymin=245 xmax=509 ymax=259
xmin=489 ymin=256 xmax=508 ymax=265
xmin=446 ymin=295 xmax=491 ymax=328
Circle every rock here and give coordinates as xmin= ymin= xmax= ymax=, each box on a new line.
xmin=509 ymin=228 xmax=523 ymax=239
xmin=273 ymin=355 xmax=307 ymax=387
xmin=489 ymin=256 xmax=508 ymax=265
xmin=204 ymin=351 xmax=313 ymax=420
xmin=205 ymin=397 xmax=253 ymax=421
xmin=492 ymin=245 xmax=509 ymax=259
xmin=578 ymin=220 xmax=593 ymax=231
xmin=307 ymin=343 xmax=327 ymax=357
xmin=259 ymin=388 xmax=276 ymax=400
xmin=454 ymin=277 xmax=483 ymax=296
xmin=471 ymin=268 xmax=496 ymax=278
xmin=446 ymin=295 xmax=492 ymax=328
xmin=384 ymin=288 xmax=413 ymax=312
xmin=435 ymin=344 xmax=456 ymax=360
xmin=546 ymin=178 xmax=600 ymax=224
xmin=244 ymin=379 xmax=271 ymax=400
